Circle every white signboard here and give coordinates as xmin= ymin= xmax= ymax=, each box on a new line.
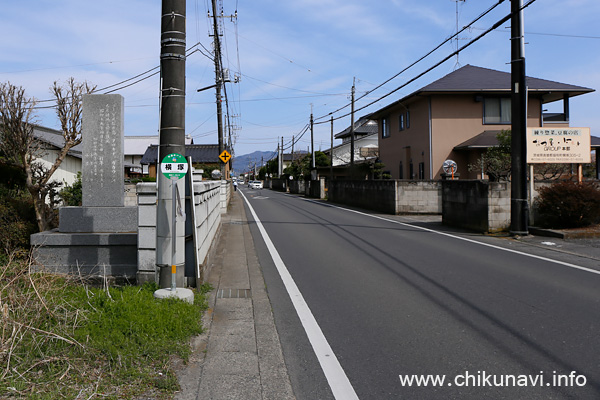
xmin=527 ymin=127 xmax=591 ymax=164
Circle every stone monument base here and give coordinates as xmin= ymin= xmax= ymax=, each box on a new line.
xmin=59 ymin=207 xmax=137 ymax=233
xmin=31 ymin=230 xmax=138 ymax=282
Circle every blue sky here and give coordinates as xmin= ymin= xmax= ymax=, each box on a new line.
xmin=1 ymin=0 xmax=599 ymax=157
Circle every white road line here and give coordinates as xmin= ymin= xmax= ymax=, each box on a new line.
xmin=299 ymin=197 xmax=600 ymax=276
xmin=239 ymin=190 xmax=360 ymax=400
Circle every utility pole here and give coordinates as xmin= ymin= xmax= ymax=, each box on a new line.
xmin=291 ymin=135 xmax=295 ymax=165
xmin=310 ymin=105 xmax=315 ymax=170
xmin=157 ymin=0 xmax=186 ymax=289
xmin=350 ymin=78 xmax=356 ymax=172
xmin=330 ymin=116 xmax=334 ymax=183
xmin=510 ymin=0 xmax=529 ymax=236
xmin=277 ymin=141 xmax=282 ymax=177
xmin=210 ymin=0 xmax=225 ymax=178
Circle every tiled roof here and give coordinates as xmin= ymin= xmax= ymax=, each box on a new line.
xmin=372 ymin=65 xmax=595 ymax=117
xmin=420 ymin=65 xmax=593 ymax=95
xmin=33 ymin=125 xmax=83 ymax=158
xmin=454 ymin=130 xmax=504 ymax=150
xmin=140 ymin=144 xmax=222 ymax=164
xmin=335 ymin=114 xmax=378 ymax=139
xmin=124 ymin=135 xmax=193 ymax=156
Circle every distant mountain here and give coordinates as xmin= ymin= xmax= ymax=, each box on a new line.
xmin=232 ymin=151 xmax=276 ymax=176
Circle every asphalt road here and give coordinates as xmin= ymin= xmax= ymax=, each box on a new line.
xmin=239 ymin=187 xmax=600 ymax=400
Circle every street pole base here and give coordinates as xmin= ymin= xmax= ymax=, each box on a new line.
xmin=154 ymin=288 xmax=194 ymax=304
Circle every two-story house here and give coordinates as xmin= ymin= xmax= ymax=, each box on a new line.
xmin=329 ymin=115 xmax=378 ymax=167
xmin=370 ymin=65 xmax=595 ymax=180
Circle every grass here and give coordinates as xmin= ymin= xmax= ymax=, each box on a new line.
xmin=0 ymin=253 xmax=211 ymax=399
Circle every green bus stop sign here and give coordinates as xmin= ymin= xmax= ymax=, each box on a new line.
xmin=160 ymin=153 xmax=188 ymax=180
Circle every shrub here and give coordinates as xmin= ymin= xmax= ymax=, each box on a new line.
xmin=535 ymin=180 xmax=600 ymax=228
xmin=59 ymin=171 xmax=82 ymax=206
xmin=0 ymin=186 xmax=37 ymax=255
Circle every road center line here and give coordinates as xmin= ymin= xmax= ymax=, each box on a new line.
xmin=239 ymin=190 xmax=360 ymax=400
xmin=299 ymin=197 xmax=600 ymax=276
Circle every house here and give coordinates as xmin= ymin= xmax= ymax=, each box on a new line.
xmin=329 ymin=114 xmax=378 ymax=167
xmin=282 ymin=151 xmax=308 ymax=170
xmin=369 ymin=65 xmax=595 ymax=180
xmin=124 ymin=135 xmax=193 ymax=176
xmin=140 ymin=144 xmax=229 ymax=179
xmin=33 ymin=125 xmax=82 ymax=187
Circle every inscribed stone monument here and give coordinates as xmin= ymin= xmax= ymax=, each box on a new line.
xmin=82 ymin=94 xmax=125 ymax=207
xmin=31 ymin=94 xmax=138 ymax=280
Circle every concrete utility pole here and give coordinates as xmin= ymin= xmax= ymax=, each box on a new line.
xmin=310 ymin=105 xmax=315 ymax=170
xmin=157 ymin=0 xmax=186 ymax=288
xmin=210 ymin=0 xmax=225 ymax=178
xmin=350 ymin=78 xmax=356 ymax=171
xmin=330 ymin=116 xmax=334 ymax=183
xmin=291 ymin=135 xmax=295 ymax=165
xmin=277 ymin=141 xmax=282 ymax=177
xmin=510 ymin=0 xmax=529 ymax=235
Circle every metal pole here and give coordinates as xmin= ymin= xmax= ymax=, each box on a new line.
xmin=157 ymin=0 xmax=186 ymax=288
xmin=510 ymin=0 xmax=529 ymax=235
xmin=171 ymin=179 xmax=177 ymax=291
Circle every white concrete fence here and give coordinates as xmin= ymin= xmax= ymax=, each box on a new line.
xmin=136 ymin=179 xmax=224 ymax=284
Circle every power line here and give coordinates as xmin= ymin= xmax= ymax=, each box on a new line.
xmin=313 ymin=0 xmax=507 ymax=123
xmin=314 ymin=0 xmax=538 ymax=125
xmin=470 ymin=26 xmax=600 ymax=40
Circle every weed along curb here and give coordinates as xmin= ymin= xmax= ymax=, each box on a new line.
xmin=154 ymin=287 xmax=195 ymax=304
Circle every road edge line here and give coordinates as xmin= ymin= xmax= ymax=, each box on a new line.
xmin=300 ymin=197 xmax=600 ymax=276
xmin=239 ymin=190 xmax=360 ymax=400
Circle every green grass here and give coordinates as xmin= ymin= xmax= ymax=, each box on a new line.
xmin=0 ymin=257 xmax=211 ymax=399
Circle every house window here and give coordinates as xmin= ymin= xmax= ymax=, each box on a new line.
xmin=406 ymin=109 xmax=410 ymax=129
xmin=382 ymin=118 xmax=390 ymax=138
xmin=484 ymin=97 xmax=511 ymax=124
xmin=399 ymin=114 xmax=405 ymax=131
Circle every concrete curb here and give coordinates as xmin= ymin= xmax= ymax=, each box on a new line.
xmin=174 ymin=193 xmax=295 ymax=400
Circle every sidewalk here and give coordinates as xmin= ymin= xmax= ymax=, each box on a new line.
xmin=174 ymin=193 xmax=295 ymax=400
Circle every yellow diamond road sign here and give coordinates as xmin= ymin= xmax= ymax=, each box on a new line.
xmin=219 ymin=150 xmax=231 ymax=163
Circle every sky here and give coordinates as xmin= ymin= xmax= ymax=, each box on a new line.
xmin=1 ymin=0 xmax=599 ymax=162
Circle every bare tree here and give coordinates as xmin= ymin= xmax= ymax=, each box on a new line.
xmin=0 ymin=79 xmax=95 ymax=232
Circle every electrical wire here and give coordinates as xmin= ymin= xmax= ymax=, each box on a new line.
xmin=313 ymin=0 xmax=507 ymax=123
xmin=314 ymin=0 xmax=538 ymax=125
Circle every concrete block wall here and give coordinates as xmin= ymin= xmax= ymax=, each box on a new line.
xmin=442 ymin=180 xmax=490 ymax=232
xmin=307 ymin=178 xmax=326 ymax=199
xmin=137 ymin=180 xmax=222 ymax=284
xmin=124 ymin=183 xmax=137 ymax=206
xmin=220 ymin=180 xmax=231 ymax=214
xmin=397 ymin=181 xmax=442 ymax=214
xmin=289 ymin=180 xmax=305 ymax=194
xmin=487 ymin=182 xmax=511 ymax=232
xmin=329 ymin=180 xmax=397 ymax=214
xmin=271 ymin=179 xmax=286 ymax=191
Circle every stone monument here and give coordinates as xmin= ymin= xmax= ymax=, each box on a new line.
xmin=31 ymin=94 xmax=138 ymax=281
